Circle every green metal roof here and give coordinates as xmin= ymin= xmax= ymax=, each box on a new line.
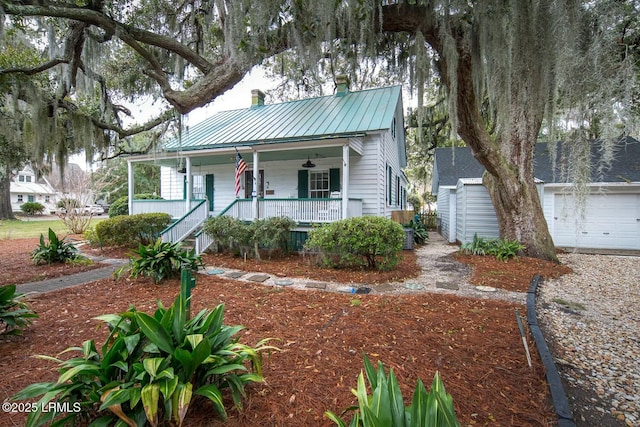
xmin=163 ymin=85 xmax=402 ymax=151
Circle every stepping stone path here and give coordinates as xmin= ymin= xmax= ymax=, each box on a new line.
xmin=246 ymin=274 xmax=270 ymax=283
xmin=436 ymin=281 xmax=460 ymax=290
xmin=305 ymin=282 xmax=327 ymax=290
xmin=225 ymin=271 xmax=247 ymax=279
xmin=372 ymin=283 xmax=395 ymax=292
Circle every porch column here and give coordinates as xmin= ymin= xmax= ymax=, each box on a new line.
xmin=342 ymin=144 xmax=349 ymax=219
xmin=252 ymin=150 xmax=259 ymax=220
xmin=127 ymin=159 xmax=134 ymax=215
xmin=185 ymin=156 xmax=192 ymax=213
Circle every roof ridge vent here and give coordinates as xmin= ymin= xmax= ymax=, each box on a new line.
xmin=335 ymin=74 xmax=349 ymax=97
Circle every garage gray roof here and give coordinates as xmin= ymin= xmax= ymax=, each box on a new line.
xmin=433 ymin=136 xmax=640 ymax=192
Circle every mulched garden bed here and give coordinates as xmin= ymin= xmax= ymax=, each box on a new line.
xmin=0 ymin=239 xmax=570 ymax=426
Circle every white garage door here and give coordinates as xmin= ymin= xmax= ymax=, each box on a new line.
xmin=552 ymin=193 xmax=640 ymax=250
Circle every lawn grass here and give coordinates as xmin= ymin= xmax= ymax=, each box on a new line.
xmin=0 ymin=216 xmax=106 ymax=239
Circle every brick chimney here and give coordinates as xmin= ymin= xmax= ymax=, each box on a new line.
xmin=335 ymin=74 xmax=350 ymax=97
xmin=251 ymin=89 xmax=265 ymax=107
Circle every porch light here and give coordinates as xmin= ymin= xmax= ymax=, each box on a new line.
xmin=302 ymin=157 xmax=316 ymax=168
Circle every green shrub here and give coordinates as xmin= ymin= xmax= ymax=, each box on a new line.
xmin=0 ymin=285 xmax=38 ymax=337
xmin=108 ymin=193 xmax=163 ymax=217
xmin=459 ymin=234 xmax=525 ymax=261
xmin=304 ymin=216 xmax=405 ymax=270
xmin=325 ymin=354 xmax=459 ymax=427
xmin=20 ymin=201 xmax=45 ymax=215
xmin=82 ymin=226 xmax=99 ymax=246
xmin=31 ymin=228 xmax=85 ymax=265
xmin=119 ymin=238 xmax=204 ymax=284
xmin=203 ymin=216 xmax=297 ymax=258
xmin=13 ymin=279 xmax=277 ymax=426
xmin=250 ymin=216 xmax=297 ymax=257
xmin=94 ymin=213 xmax=172 ymax=247
xmin=203 ymin=215 xmax=252 ymax=253
xmin=404 ymin=218 xmax=428 ymax=245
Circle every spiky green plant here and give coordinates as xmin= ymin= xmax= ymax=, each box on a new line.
xmin=0 ymin=285 xmax=38 ymax=337
xmin=31 ymin=228 xmax=82 ymax=265
xmin=325 ymin=354 xmax=459 ymax=427
xmin=119 ymin=238 xmax=203 ymax=284
xmin=13 ymin=280 xmax=277 ymax=426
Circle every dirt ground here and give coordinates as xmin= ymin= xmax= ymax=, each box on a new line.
xmin=0 ymin=238 xmax=572 ymax=426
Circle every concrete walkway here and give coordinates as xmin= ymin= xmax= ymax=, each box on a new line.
xmin=17 ymin=258 xmax=126 ymax=294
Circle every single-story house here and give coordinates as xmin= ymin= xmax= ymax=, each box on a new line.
xmin=127 ymin=78 xmax=409 ymax=252
xmin=10 ymin=166 xmax=58 ymax=214
xmin=432 ymin=137 xmax=640 ymax=251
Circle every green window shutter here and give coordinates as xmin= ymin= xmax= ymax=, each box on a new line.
xmin=298 ymin=170 xmax=308 ymax=198
xmin=183 ymin=175 xmax=187 ymax=199
xmin=387 ymin=165 xmax=392 ymax=205
xmin=205 ymin=174 xmax=214 ymax=211
xmin=329 ymin=168 xmax=340 ymax=193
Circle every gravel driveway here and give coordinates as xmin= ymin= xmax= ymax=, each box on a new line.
xmin=537 ymin=253 xmax=640 ymax=427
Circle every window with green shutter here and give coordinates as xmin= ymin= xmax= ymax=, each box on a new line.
xmin=298 ymin=170 xmax=309 ymax=198
xmin=329 ymin=168 xmax=340 ymax=193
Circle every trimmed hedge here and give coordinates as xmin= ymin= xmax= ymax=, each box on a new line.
xmin=304 ymin=216 xmax=405 ymax=270
xmin=202 ymin=216 xmax=297 ymax=258
xmin=20 ymin=202 xmax=45 ymax=215
xmin=94 ymin=213 xmax=172 ymax=247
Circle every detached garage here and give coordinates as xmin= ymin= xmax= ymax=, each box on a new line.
xmin=546 ymin=189 xmax=640 ymax=250
xmin=432 ymin=137 xmax=640 ymax=251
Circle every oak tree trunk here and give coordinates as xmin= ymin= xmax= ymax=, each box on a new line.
xmin=483 ymin=167 xmax=557 ymax=262
xmin=0 ymin=168 xmax=16 ymax=220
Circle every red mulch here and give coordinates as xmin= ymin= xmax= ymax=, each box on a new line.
xmin=453 ymin=253 xmax=573 ymax=293
xmin=0 ymin=238 xmax=105 ymax=286
xmin=0 ymin=239 xmax=571 ymax=427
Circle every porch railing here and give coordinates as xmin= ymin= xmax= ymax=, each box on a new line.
xmin=160 ymin=199 xmax=208 ymax=244
xmin=195 ymin=228 xmax=215 ymax=255
xmin=131 ymin=199 xmax=205 ymax=218
xmin=218 ymin=198 xmax=363 ymax=223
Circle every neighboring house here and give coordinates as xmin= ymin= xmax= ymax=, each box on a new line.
xmin=127 ymin=78 xmax=409 ymax=252
xmin=10 ymin=166 xmax=58 ymax=214
xmin=431 ymin=137 xmax=640 ymax=251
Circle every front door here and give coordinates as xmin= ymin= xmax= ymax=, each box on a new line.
xmin=244 ymin=170 xmax=264 ymax=198
xmin=205 ymin=174 xmax=214 ymax=211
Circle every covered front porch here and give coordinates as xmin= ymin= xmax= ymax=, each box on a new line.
xmin=127 ymin=138 xmax=367 ymax=247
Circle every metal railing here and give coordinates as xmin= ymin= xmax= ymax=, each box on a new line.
xmin=160 ymin=199 xmax=208 ymax=244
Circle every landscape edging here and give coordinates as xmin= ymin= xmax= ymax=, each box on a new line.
xmin=527 ymin=274 xmax=576 ymax=427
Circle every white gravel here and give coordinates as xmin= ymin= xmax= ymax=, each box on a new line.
xmin=537 ymin=253 xmax=640 ymax=427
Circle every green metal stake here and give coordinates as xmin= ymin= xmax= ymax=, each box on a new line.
xmin=181 ymin=267 xmax=196 ymax=320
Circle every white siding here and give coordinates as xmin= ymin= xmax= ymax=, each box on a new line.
xmin=379 ymin=116 xmax=405 ymax=218
xmin=456 ymin=181 xmax=500 ymax=244
xmin=350 ymin=134 xmax=384 ymax=216
xmin=437 ymin=186 xmax=457 ymax=243
xmin=160 ymin=167 xmax=184 ymax=200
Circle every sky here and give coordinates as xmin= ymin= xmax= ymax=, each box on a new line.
xmin=71 ymin=66 xmax=279 ymax=170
